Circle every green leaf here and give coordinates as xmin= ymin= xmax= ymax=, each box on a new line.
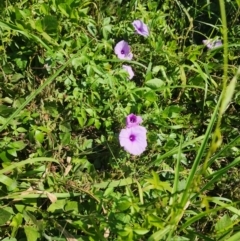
xmin=87 ymin=23 xmax=97 ymax=36
xmin=24 ymin=226 xmax=40 ymax=241
xmin=59 ymin=123 xmax=71 ymax=132
xmin=117 ymin=198 xmax=132 ymax=211
xmin=58 ymin=3 xmax=70 ymax=17
xmin=7 ymin=148 xmax=17 ymax=157
xmin=148 ymin=214 xmax=164 ymax=228
xmin=16 ymin=127 xmax=27 ymax=132
xmin=47 ymin=199 xmax=66 ymax=213
xmin=0 ymin=207 xmax=12 ymax=225
xmin=41 ymin=32 xmax=58 ymax=46
xmin=145 ymin=171 xmax=172 ymax=192
xmin=2 ymin=97 xmax=13 ymax=104
xmin=35 ymin=19 xmax=43 ymax=32
xmin=94 ymin=119 xmax=101 ymax=129
xmin=0 ymin=174 xmax=17 ymax=190
xmin=162 ymin=105 xmax=183 ymax=118
xmin=60 ymin=132 xmax=71 ymax=145
xmin=215 ymin=214 xmax=232 ymax=239
xmin=145 ymin=78 xmax=164 ymax=89
xmin=11 ymin=73 xmax=24 ymax=83
xmin=0 ymin=151 xmax=11 ymax=162
xmin=41 ymin=15 xmax=58 ymax=34
xmin=220 ymin=67 xmax=239 ymax=115
xmin=65 ymin=201 xmax=79 ymax=213
xmin=226 ymin=231 xmax=240 ymax=241
xmin=0 ymin=105 xmax=15 ymax=117
xmin=23 ymin=211 xmax=38 ymax=226
xmin=215 ymin=214 xmax=232 ymax=232
xmin=93 ymin=177 xmax=135 ymax=189
xmin=10 ymin=213 xmax=23 ymax=237
xmin=70 ymin=8 xmax=79 ymax=20
xmin=133 ymin=228 xmax=150 ymax=235
xmin=87 ymin=117 xmax=95 ymax=126
xmin=15 ymin=204 xmax=36 ymax=213
xmin=115 ymin=213 xmax=131 ymax=224
xmin=35 ymin=130 xmax=45 ymax=143
xmin=144 ymin=90 xmax=157 ymax=102
xmin=2 ymin=238 xmax=17 ymax=241
xmin=72 ymin=56 xmax=89 ymax=69
xmin=10 ymin=140 xmax=27 ymax=150
xmin=40 ymin=4 xmax=49 ymax=15
xmin=147 ymin=225 xmax=172 ymax=241
xmin=77 ymin=117 xmax=86 ymax=127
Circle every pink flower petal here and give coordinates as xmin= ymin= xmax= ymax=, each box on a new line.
xmin=119 ymin=126 xmax=147 ymax=155
xmin=114 ymin=40 xmax=133 ymax=60
xmin=132 ymin=20 xmax=149 ymax=37
xmin=126 ymin=113 xmax=142 ymax=127
xmin=203 ymin=39 xmax=222 ymax=50
xmin=122 ymin=65 xmax=134 ymax=80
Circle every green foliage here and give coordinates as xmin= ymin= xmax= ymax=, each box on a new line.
xmin=0 ymin=0 xmax=240 ymax=240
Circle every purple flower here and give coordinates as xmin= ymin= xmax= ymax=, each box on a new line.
xmin=126 ymin=113 xmax=142 ymax=128
xmin=122 ymin=65 xmax=134 ymax=80
xmin=114 ymin=40 xmax=133 ymax=60
xmin=132 ymin=20 xmax=149 ymax=37
xmin=119 ymin=126 xmax=147 ymax=155
xmin=203 ymin=39 xmax=222 ymax=50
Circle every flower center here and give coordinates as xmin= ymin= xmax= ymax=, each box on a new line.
xmin=121 ymin=50 xmax=125 ymax=54
xmin=129 ymin=134 xmax=136 ymax=142
xmin=130 ymin=116 xmax=136 ymax=123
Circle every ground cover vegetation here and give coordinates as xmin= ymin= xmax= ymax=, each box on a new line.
xmin=0 ymin=0 xmax=240 ymax=240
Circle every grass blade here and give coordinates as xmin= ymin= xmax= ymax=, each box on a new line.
xmin=0 ymin=157 xmax=59 ymax=175
xmin=178 ymin=92 xmax=222 ymax=215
